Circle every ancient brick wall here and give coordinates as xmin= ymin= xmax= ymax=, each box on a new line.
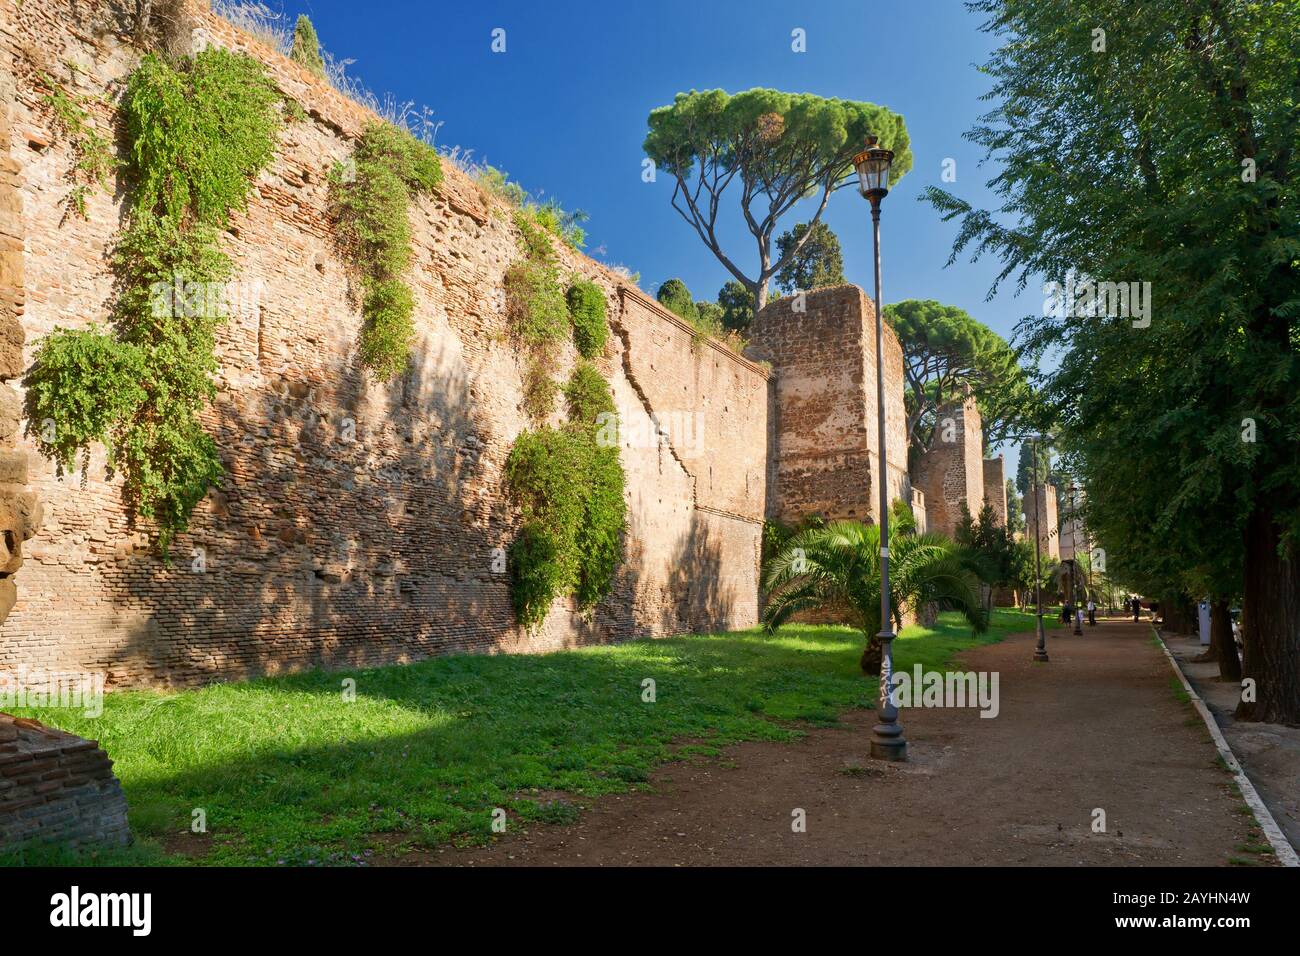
xmin=911 ymin=390 xmax=984 ymax=539
xmin=748 ymin=284 xmax=910 ymax=528
xmin=982 ymin=456 xmax=1007 ymax=527
xmin=0 ymin=712 xmax=130 ymax=851
xmin=0 ymin=0 xmax=768 ymax=687
xmin=0 ymin=3 xmax=41 ymax=629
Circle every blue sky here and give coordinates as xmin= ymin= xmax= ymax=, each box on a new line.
xmin=261 ymin=0 xmax=1035 ymax=470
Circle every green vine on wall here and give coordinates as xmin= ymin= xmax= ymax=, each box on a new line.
xmin=502 ymin=204 xmax=623 ymax=626
xmin=24 ymin=49 xmax=282 ymax=552
xmin=330 ymin=122 xmax=442 ymax=380
xmin=39 ymin=72 xmax=118 ymax=219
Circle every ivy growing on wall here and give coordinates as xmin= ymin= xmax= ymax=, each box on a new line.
xmin=24 ymin=48 xmax=282 ymax=552
xmin=566 ymin=279 xmax=608 ymax=359
xmin=39 ymin=72 xmax=118 ymax=219
xmin=330 ymin=121 xmax=442 ymax=379
xmin=506 ymin=366 xmax=626 ymax=628
xmin=501 ymin=197 xmax=623 ymax=626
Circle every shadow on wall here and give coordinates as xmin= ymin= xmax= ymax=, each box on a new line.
xmin=662 ymin=513 xmax=735 ymax=636
xmin=102 ymin=328 xmax=515 ymax=686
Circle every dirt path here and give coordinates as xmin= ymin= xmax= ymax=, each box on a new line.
xmin=409 ymin=620 xmax=1267 ymax=866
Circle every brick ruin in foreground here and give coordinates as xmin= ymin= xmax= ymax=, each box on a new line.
xmin=0 ymin=713 xmax=130 ymax=852
xmin=0 ymin=0 xmax=1017 ymax=696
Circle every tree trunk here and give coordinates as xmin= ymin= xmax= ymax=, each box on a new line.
xmin=1237 ymin=507 xmax=1300 ymax=724
xmin=135 ymin=0 xmax=153 ymax=46
xmin=1210 ymin=599 xmax=1242 ymax=683
xmin=859 ymin=635 xmax=882 ymax=674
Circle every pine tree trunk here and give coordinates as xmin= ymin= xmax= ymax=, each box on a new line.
xmin=1237 ymin=508 xmax=1300 ymax=724
xmin=1211 ymin=599 xmax=1242 ymax=683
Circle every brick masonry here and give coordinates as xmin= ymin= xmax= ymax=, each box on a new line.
xmin=747 ymin=284 xmax=910 ymax=528
xmin=911 ymin=390 xmax=984 ymax=539
xmin=982 ymin=456 xmax=1007 ymax=527
xmin=0 ymin=0 xmax=42 ymax=631
xmin=0 ymin=711 xmax=130 ymax=852
xmin=0 ymin=0 xmax=772 ymax=687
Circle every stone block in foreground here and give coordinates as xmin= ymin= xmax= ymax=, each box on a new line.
xmin=0 ymin=713 xmax=130 ymax=853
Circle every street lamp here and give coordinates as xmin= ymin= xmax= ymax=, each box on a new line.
xmin=854 ymin=135 xmax=906 ymax=762
xmin=1028 ymin=434 xmax=1050 ymax=662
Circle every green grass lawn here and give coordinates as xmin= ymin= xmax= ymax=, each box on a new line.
xmin=3 ymin=608 xmax=1049 ymax=866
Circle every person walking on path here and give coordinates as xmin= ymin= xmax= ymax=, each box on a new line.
xmin=1131 ymin=597 xmax=1141 ymax=623
xmin=1087 ymin=598 xmax=1097 ymax=626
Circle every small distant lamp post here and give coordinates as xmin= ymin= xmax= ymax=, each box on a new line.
xmin=1029 ymin=435 xmax=1049 ymax=662
xmin=854 ymin=135 xmax=906 ymax=762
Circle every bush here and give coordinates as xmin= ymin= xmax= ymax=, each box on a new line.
xmin=505 ymin=423 xmax=626 ymax=627
xmin=358 ymin=279 xmax=415 ymax=379
xmin=25 ymin=50 xmax=281 ymax=552
xmin=566 ymin=280 xmax=608 ymax=358
xmin=574 ymin=443 xmax=625 ymax=607
xmin=512 ymin=209 xmax=556 ymax=263
xmin=331 ymin=121 xmax=442 ymax=379
xmin=564 ymin=360 xmax=615 ymax=425
xmin=508 ymin=521 xmax=570 ymax=630
xmin=24 ymin=327 xmax=146 ymax=475
xmin=505 ymin=261 xmax=568 ymax=349
xmin=522 ymin=359 xmax=560 ymax=421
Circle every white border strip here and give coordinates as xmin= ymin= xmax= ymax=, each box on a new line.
xmin=1153 ymin=628 xmax=1299 ymax=867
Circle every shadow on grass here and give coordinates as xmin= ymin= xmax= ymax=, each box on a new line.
xmin=6 ymin=610 xmax=1044 ymax=865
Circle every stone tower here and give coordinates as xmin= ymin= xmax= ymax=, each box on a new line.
xmin=747 ymin=285 xmax=910 ymax=527
xmin=911 ymin=389 xmax=984 ymax=539
xmin=982 ymin=455 xmax=1008 ymax=527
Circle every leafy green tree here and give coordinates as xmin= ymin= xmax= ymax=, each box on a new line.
xmin=655 ymin=278 xmax=698 ymax=324
xmin=716 ymin=280 xmax=757 ymax=333
xmin=694 ymin=300 xmax=724 ymax=336
xmin=1015 ymin=441 xmax=1061 ymax=496
xmin=884 ymin=299 xmax=1034 ymax=454
xmin=1005 ymin=478 xmax=1024 ymax=534
xmin=644 ymin=89 xmax=910 ymax=312
xmin=290 ymin=15 xmax=325 ymax=77
xmin=925 ymin=0 xmax=1300 ymax=721
xmin=775 ymin=220 xmax=845 ymax=294
xmin=762 ymin=520 xmax=987 ymax=673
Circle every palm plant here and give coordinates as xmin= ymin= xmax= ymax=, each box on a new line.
xmin=762 ymin=520 xmax=988 ymax=672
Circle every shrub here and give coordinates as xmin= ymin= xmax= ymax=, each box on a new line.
xmin=574 ymin=442 xmax=625 ymax=607
xmin=358 ymin=279 xmax=415 ymax=379
xmin=507 ymin=521 xmax=570 ymax=629
xmin=564 ymin=360 xmax=615 ymax=425
xmin=566 ymin=280 xmax=608 ymax=358
xmin=512 ymin=208 xmax=556 ymax=263
xmin=24 ymin=327 xmax=147 ymax=475
xmin=39 ymin=74 xmax=117 ymax=219
xmin=505 ymin=422 xmax=626 ymax=627
xmin=504 ymin=261 xmax=568 ymax=349
xmin=290 ymin=15 xmax=325 ymax=76
xmin=522 ymin=359 xmax=560 ymax=421
xmin=25 ymin=50 xmax=281 ymax=552
xmin=332 ymin=122 xmax=442 ymax=378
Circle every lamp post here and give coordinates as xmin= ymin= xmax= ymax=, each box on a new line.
xmin=854 ymin=135 xmax=905 ymax=761
xmin=1029 ymin=434 xmax=1049 ymax=662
